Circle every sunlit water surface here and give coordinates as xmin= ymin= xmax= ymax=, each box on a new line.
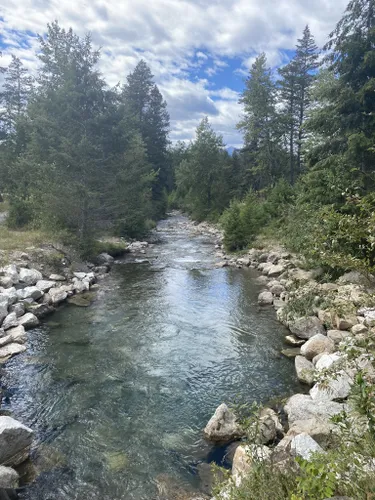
xmin=4 ymin=214 xmax=300 ymax=499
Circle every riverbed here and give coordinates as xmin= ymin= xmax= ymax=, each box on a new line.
xmin=3 ymin=214 xmax=300 ymax=499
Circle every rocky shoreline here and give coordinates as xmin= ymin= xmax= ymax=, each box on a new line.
xmin=194 ymin=221 xmax=375 ymax=499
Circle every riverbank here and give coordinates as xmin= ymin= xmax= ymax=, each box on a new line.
xmin=199 ymin=224 xmax=375 ymax=499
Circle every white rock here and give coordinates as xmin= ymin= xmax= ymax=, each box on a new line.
xmin=97 ymin=253 xmax=114 ymax=265
xmin=0 ymin=343 xmax=26 ymax=359
xmin=16 ymin=286 xmax=43 ymax=301
xmin=19 ymin=268 xmax=43 ymax=286
xmin=290 ymin=433 xmax=324 ymax=460
xmin=258 ymin=291 xmax=273 ymax=305
xmin=0 ymin=416 xmax=33 ymax=466
xmin=18 ymin=313 xmax=39 ymax=329
xmin=0 ymin=466 xmax=19 ymax=488
xmin=351 ymin=324 xmax=368 ymax=335
xmin=1 ymin=287 xmax=18 ymax=305
xmin=284 ymin=394 xmax=344 ymax=426
xmin=2 ymin=312 xmax=18 ymax=330
xmin=203 ymin=403 xmax=243 ymax=443
xmin=327 ymin=330 xmax=350 ymax=343
xmin=232 ymin=444 xmax=272 ymax=487
xmin=49 ymin=287 xmax=68 ymax=305
xmin=300 ymin=334 xmax=335 ymax=360
xmin=36 ymin=280 xmax=56 ymax=292
xmin=7 ymin=325 xmax=26 ymax=344
xmin=315 ymin=353 xmax=342 ymax=371
xmin=1 ymin=265 xmax=19 ymax=284
xmin=268 ymin=264 xmax=285 ymax=277
xmin=0 ymin=276 xmax=13 ymax=288
xmin=0 ymin=297 xmax=8 ymax=324
xmin=9 ymin=302 xmax=25 ymax=317
xmin=310 ymin=372 xmax=353 ymax=401
xmin=49 ymin=274 xmax=66 ymax=281
xmin=287 ymin=418 xmax=335 ymax=448
xmin=295 ymin=356 xmax=316 ymax=385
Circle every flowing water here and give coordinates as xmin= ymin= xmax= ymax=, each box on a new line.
xmin=3 ymin=214 xmax=300 ymax=499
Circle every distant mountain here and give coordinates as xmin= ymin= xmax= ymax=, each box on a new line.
xmin=226 ymin=146 xmax=237 ymax=156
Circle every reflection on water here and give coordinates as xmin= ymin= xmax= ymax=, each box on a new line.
xmin=4 ymin=215 xmax=300 ymax=499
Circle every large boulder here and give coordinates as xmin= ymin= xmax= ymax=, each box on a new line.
xmin=19 ymin=268 xmax=43 ymax=286
xmin=36 ymin=280 xmax=56 ymax=292
xmin=284 ymin=394 xmax=344 ymax=426
xmin=290 ymin=433 xmax=324 ymax=460
xmin=7 ymin=325 xmax=26 ymax=344
xmin=203 ymin=403 xmax=243 ymax=443
xmin=1 ymin=288 xmax=18 ymax=306
xmin=295 ymin=356 xmax=316 ymax=385
xmin=1 ymin=265 xmax=19 ymax=284
xmin=9 ymin=302 xmax=25 ymax=318
xmin=300 ymin=334 xmax=335 ymax=360
xmin=258 ymin=291 xmax=273 ymax=306
xmin=2 ymin=312 xmax=18 ymax=330
xmin=315 ymin=353 xmax=342 ymax=371
xmin=18 ymin=312 xmax=39 ymax=330
xmin=0 ymin=276 xmax=13 ymax=289
xmin=232 ymin=444 xmax=272 ymax=487
xmin=0 ymin=466 xmax=19 ymax=488
xmin=289 ymin=316 xmax=326 ymax=340
xmin=97 ymin=253 xmax=114 ymax=265
xmin=49 ymin=287 xmax=68 ymax=305
xmin=310 ymin=372 xmax=353 ymax=402
xmin=16 ymin=286 xmax=43 ymax=301
xmin=0 ymin=416 xmax=33 ymax=466
xmin=0 ymin=343 xmax=26 ymax=359
xmin=268 ymin=264 xmax=285 ymax=277
xmin=250 ymin=408 xmax=280 ymax=445
xmin=287 ymin=418 xmax=335 ymax=448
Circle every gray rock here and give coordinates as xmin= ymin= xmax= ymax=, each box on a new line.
xmin=300 ymin=334 xmax=335 ymax=360
xmin=295 ymin=356 xmax=316 ymax=385
xmin=268 ymin=264 xmax=285 ymax=277
xmin=36 ymin=280 xmax=56 ymax=292
xmin=26 ymin=303 xmax=55 ymax=318
xmin=19 ymin=268 xmax=43 ymax=286
xmin=16 ymin=286 xmax=43 ymax=301
xmin=351 ymin=323 xmax=368 ymax=335
xmin=72 ymin=278 xmax=89 ymax=293
xmin=289 ymin=316 xmax=326 ymax=340
xmin=18 ymin=313 xmax=39 ymax=330
xmin=73 ymin=272 xmax=87 ymax=279
xmin=285 ymin=335 xmax=305 ymax=347
xmin=290 ymin=433 xmax=324 ymax=460
xmin=0 ymin=276 xmax=13 ymax=288
xmin=284 ymin=394 xmax=344 ymax=426
xmin=9 ymin=302 xmax=25 ymax=318
xmin=7 ymin=325 xmax=26 ymax=344
xmin=1 ymin=288 xmax=18 ymax=305
xmin=327 ymin=330 xmax=350 ymax=343
xmin=0 ymin=297 xmax=8 ymax=324
xmin=232 ymin=444 xmax=272 ymax=487
xmin=97 ymin=253 xmax=114 ymax=265
xmin=270 ymin=284 xmax=285 ymax=296
xmin=203 ymin=403 xmax=243 ymax=443
xmin=287 ymin=418 xmax=335 ymax=448
xmin=1 ymin=265 xmax=19 ymax=284
xmin=0 ymin=416 xmax=33 ymax=466
xmin=315 ymin=353 xmax=342 ymax=371
xmin=281 ymin=347 xmax=301 ymax=358
xmin=258 ymin=291 xmax=273 ymax=305
xmin=2 ymin=312 xmax=18 ymax=330
xmin=0 ymin=466 xmax=19 ymax=488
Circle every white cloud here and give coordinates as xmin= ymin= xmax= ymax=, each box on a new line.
xmin=0 ymin=0 xmax=348 ymax=145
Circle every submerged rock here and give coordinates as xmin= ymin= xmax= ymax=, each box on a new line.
xmin=0 ymin=465 xmax=19 ymax=488
xmin=203 ymin=403 xmax=243 ymax=443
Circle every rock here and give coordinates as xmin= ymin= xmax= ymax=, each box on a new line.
xmin=67 ymin=295 xmax=94 ymax=307
xmin=310 ymin=372 xmax=353 ymax=401
xmin=1 ymin=265 xmax=19 ymax=284
xmin=327 ymin=330 xmax=350 ymax=344
xmin=300 ymin=334 xmax=335 ymax=360
xmin=49 ymin=274 xmax=66 ymax=281
xmin=2 ymin=312 xmax=18 ymax=330
xmin=0 ymin=296 xmax=8 ymax=324
xmin=268 ymin=264 xmax=285 ymax=277
xmin=9 ymin=302 xmax=25 ymax=318
xmin=1 ymin=288 xmax=18 ymax=306
xmin=287 ymin=418 xmax=335 ymax=448
xmin=97 ymin=253 xmax=114 ymax=265
xmin=0 ymin=276 xmax=13 ymax=288
xmin=0 ymin=416 xmax=33 ymax=466
xmin=290 ymin=433 xmax=324 ymax=460
xmin=19 ymin=268 xmax=43 ymax=286
xmin=335 ymin=314 xmax=358 ymax=331
xmin=36 ymin=280 xmax=56 ymax=292
xmin=250 ymin=410 xmax=278 ymax=445
xmin=232 ymin=445 xmax=272 ymax=487
xmin=281 ymin=347 xmax=301 ymax=358
xmin=203 ymin=403 xmax=243 ymax=443
xmin=72 ymin=278 xmax=90 ymax=293
xmin=285 ymin=335 xmax=305 ymax=347
xmin=258 ymin=291 xmax=273 ymax=305
xmin=16 ymin=286 xmax=43 ymax=301
xmin=315 ymin=353 xmax=342 ymax=371
xmin=236 ymin=257 xmax=250 ymax=267
xmin=26 ymin=303 xmax=55 ymax=318
xmin=49 ymin=287 xmax=68 ymax=305
xmin=289 ymin=316 xmax=326 ymax=340
xmin=338 ymin=271 xmax=374 ymax=286
xmin=270 ymin=284 xmax=285 ymax=296
xmin=318 ymin=309 xmax=335 ymax=328
xmin=258 ymin=253 xmax=269 ymax=263
xmin=18 ymin=313 xmax=39 ymax=330
xmin=73 ymin=272 xmax=87 ymax=280
xmin=7 ymin=325 xmax=26 ymax=344
xmin=258 ymin=262 xmax=274 ymax=274
xmin=284 ymin=394 xmax=344 ymax=426
xmin=351 ymin=324 xmax=368 ymax=335
xmin=0 ymin=342 xmax=26 ymax=360
xmin=0 ymin=466 xmax=19 ymax=488
xmin=295 ymin=356 xmax=316 ymax=385
xmin=216 ymin=261 xmax=228 ymax=268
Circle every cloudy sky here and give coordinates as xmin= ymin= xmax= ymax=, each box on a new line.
xmin=0 ymin=0 xmax=348 ymax=146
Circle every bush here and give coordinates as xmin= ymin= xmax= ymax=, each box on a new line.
xmin=221 ymin=201 xmax=247 ymax=251
xmin=6 ymin=197 xmax=34 ymax=228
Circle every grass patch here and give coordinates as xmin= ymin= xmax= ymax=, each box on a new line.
xmin=0 ymin=225 xmax=54 ymax=256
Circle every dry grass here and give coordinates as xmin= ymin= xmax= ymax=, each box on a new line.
xmin=0 ymin=225 xmax=54 ymax=255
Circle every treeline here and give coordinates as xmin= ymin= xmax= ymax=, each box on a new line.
xmin=171 ymin=0 xmax=375 ymax=273
xmin=0 ymin=22 xmax=171 ymax=253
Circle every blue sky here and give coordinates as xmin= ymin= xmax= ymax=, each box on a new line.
xmin=0 ymin=0 xmax=349 ymax=146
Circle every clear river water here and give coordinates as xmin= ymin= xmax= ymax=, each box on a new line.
xmin=3 ymin=214 xmax=301 ymax=500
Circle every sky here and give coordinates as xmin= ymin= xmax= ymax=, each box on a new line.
xmin=0 ymin=0 xmax=349 ymax=147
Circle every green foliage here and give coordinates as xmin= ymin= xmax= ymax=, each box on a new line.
xmin=292 ymin=456 xmax=337 ymax=500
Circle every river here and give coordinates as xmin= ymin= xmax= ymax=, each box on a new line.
xmin=3 ymin=214 xmax=300 ymax=499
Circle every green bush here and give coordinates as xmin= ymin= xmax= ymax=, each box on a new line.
xmin=6 ymin=197 xmax=34 ymax=228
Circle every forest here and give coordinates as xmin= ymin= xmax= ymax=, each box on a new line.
xmin=1 ymin=0 xmax=374 ymax=275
